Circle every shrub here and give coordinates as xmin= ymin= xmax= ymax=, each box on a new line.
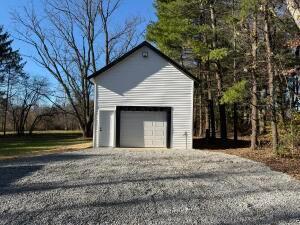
xmin=278 ymin=112 xmax=300 ymax=157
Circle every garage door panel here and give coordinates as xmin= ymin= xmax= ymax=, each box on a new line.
xmin=144 ymin=130 xmax=154 ymax=136
xmin=144 ymin=140 xmax=153 ymax=146
xmin=153 ymin=141 xmax=165 ymax=147
xmin=144 ymin=121 xmax=154 ymax=129
xmin=154 ymin=122 xmax=164 ymax=127
xmin=120 ymin=111 xmax=167 ymax=148
xmin=153 ymin=130 xmax=164 ymax=136
xmin=154 ymin=126 xmax=165 ymax=131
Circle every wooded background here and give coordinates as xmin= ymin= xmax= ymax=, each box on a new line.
xmin=0 ymin=0 xmax=299 ymax=156
xmin=147 ymin=0 xmax=300 ymax=155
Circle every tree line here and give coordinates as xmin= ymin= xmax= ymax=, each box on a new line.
xmin=147 ymin=0 xmax=300 ymax=154
xmin=0 ymin=25 xmax=84 ymax=135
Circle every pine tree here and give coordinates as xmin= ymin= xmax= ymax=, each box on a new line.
xmin=148 ymin=0 xmax=299 ymax=151
xmin=148 ymin=0 xmax=231 ymax=141
xmin=0 ymin=26 xmax=13 ymax=86
xmin=263 ymin=0 xmax=279 ymax=153
xmin=0 ymin=26 xmax=25 ymax=135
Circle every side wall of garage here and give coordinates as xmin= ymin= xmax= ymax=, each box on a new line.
xmin=94 ymin=46 xmax=194 ymax=149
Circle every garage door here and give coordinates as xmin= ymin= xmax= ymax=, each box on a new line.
xmin=120 ymin=111 xmax=167 ymax=148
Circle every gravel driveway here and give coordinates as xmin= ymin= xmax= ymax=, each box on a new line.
xmin=0 ymin=148 xmax=300 ymax=225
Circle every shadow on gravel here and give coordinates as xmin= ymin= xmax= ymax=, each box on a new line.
xmin=3 ymin=183 xmax=300 ymax=225
xmin=193 ymin=138 xmax=250 ymax=150
xmin=154 ymin=210 xmax=300 ymax=225
xmin=0 ymin=153 xmax=107 ymax=193
xmin=0 ymin=153 xmax=104 ymax=166
xmin=1 ymin=168 xmax=287 ymax=196
xmin=0 ymin=165 xmax=43 ymax=188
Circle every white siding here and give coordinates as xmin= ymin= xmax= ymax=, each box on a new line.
xmin=94 ymin=46 xmax=193 ymax=149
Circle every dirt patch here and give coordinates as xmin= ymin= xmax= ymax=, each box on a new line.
xmin=215 ymin=147 xmax=300 ymax=180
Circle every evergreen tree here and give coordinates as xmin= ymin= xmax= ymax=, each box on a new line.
xmin=147 ymin=0 xmax=299 ymax=152
xmin=0 ymin=26 xmax=13 ymax=88
xmin=0 ymin=26 xmax=24 ymax=92
xmin=0 ymin=26 xmax=25 ymax=135
xmin=148 ymin=0 xmax=231 ymax=141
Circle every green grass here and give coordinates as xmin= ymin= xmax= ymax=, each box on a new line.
xmin=0 ymin=131 xmax=92 ymax=157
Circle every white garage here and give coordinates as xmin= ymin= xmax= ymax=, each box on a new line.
xmin=89 ymin=41 xmax=199 ymax=149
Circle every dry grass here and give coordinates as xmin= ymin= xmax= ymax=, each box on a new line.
xmin=215 ymin=147 xmax=300 ymax=180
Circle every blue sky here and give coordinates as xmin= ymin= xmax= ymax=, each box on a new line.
xmin=0 ymin=0 xmax=156 ymax=85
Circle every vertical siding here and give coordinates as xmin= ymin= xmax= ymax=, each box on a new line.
xmin=95 ymin=46 xmax=193 ymax=149
xmin=92 ymin=81 xmax=98 ymax=147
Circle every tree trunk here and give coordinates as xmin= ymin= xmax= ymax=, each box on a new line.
xmin=3 ymin=69 xmax=10 ymax=136
xmin=216 ymin=68 xmax=227 ymax=142
xmin=251 ymin=76 xmax=258 ymax=150
xmin=104 ymin=24 xmax=110 ymax=65
xmin=250 ymin=13 xmax=258 ymax=150
xmin=197 ymin=87 xmax=203 ymax=137
xmin=210 ymin=3 xmax=227 ymax=142
xmin=259 ymin=86 xmax=267 ymax=134
xmin=259 ymin=106 xmax=267 ymax=134
xmin=233 ymin=103 xmax=238 ymax=142
xmin=199 ymin=93 xmax=202 ymax=137
xmin=264 ymin=1 xmax=279 ymax=152
xmin=205 ymin=101 xmax=210 ymax=139
xmin=81 ymin=118 xmax=93 ymax=138
xmin=204 ymin=71 xmax=213 ymax=139
xmin=29 ymin=116 xmax=41 ymax=135
xmin=219 ymin=103 xmax=227 ymax=142
xmin=209 ymin=99 xmax=216 ymax=141
xmin=232 ymin=0 xmax=238 ymax=143
xmin=206 ymin=70 xmax=216 ymax=141
xmin=286 ymin=0 xmax=300 ymax=30
xmin=197 ymin=63 xmax=203 ymax=137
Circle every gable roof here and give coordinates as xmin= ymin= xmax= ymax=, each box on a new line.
xmin=88 ymin=41 xmax=200 ymax=83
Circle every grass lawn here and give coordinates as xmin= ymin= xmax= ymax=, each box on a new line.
xmin=0 ymin=131 xmax=92 ymax=158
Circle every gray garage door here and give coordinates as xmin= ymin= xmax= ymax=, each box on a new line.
xmin=120 ymin=111 xmax=167 ymax=148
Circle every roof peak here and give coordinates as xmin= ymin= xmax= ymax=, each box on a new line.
xmin=88 ymin=41 xmax=199 ymax=83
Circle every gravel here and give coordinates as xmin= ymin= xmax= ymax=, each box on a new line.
xmin=0 ymin=148 xmax=300 ymax=225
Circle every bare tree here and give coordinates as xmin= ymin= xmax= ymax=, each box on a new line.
xmin=98 ymin=0 xmax=142 ymax=65
xmin=11 ymin=77 xmax=48 ymax=135
xmin=28 ymin=106 xmax=57 ymax=135
xmin=13 ymin=0 xmax=143 ymax=137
